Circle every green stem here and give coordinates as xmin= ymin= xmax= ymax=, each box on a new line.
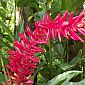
xmin=1 ymin=57 xmax=9 ymax=85
xmin=82 ymin=42 xmax=85 ymax=79
xmin=49 ymin=39 xmax=52 ymax=79
xmin=66 ymin=39 xmax=69 ymax=63
xmin=82 ymin=36 xmax=85 ymax=79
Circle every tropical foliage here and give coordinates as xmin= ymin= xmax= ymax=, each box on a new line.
xmin=0 ymin=0 xmax=85 ymax=85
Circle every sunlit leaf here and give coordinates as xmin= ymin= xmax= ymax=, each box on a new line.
xmin=0 ymin=21 xmax=14 ymax=42
xmin=47 ymin=71 xmax=82 ymax=85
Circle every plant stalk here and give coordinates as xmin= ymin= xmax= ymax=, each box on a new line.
xmin=49 ymin=39 xmax=52 ymax=79
xmin=1 ymin=57 xmax=10 ymax=85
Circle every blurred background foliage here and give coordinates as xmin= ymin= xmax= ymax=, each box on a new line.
xmin=0 ymin=0 xmax=85 ymax=85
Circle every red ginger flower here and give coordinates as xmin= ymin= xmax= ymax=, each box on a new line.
xmin=6 ymin=25 xmax=47 ymax=84
xmin=35 ymin=11 xmax=85 ymax=42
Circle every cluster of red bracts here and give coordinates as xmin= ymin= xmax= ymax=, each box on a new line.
xmin=6 ymin=11 xmax=85 ymax=84
xmin=6 ymin=26 xmax=47 ymax=84
xmin=35 ymin=11 xmax=85 ymax=42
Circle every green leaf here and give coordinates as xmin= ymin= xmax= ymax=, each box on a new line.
xmin=51 ymin=0 xmax=59 ymax=13
xmin=33 ymin=61 xmax=46 ymax=77
xmin=38 ymin=1 xmax=46 ymax=13
xmin=0 ymin=34 xmax=3 ymax=40
xmin=60 ymin=55 xmax=84 ymax=70
xmin=0 ymin=39 xmax=12 ymax=49
xmin=0 ymin=73 xmax=5 ymax=83
xmin=0 ymin=21 xmax=14 ymax=42
xmin=30 ymin=3 xmax=40 ymax=11
xmin=40 ymin=65 xmax=51 ymax=80
xmin=1 ymin=0 xmax=7 ymax=9
xmin=2 ymin=57 xmax=9 ymax=65
xmin=56 ymin=43 xmax=64 ymax=56
xmin=15 ymin=21 xmax=24 ymax=41
xmin=62 ymin=79 xmax=85 ymax=85
xmin=16 ymin=0 xmax=37 ymax=7
xmin=47 ymin=71 xmax=82 ymax=85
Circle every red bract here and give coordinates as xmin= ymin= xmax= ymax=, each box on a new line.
xmin=26 ymin=25 xmax=48 ymax=44
xmin=77 ymin=17 xmax=85 ymax=36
